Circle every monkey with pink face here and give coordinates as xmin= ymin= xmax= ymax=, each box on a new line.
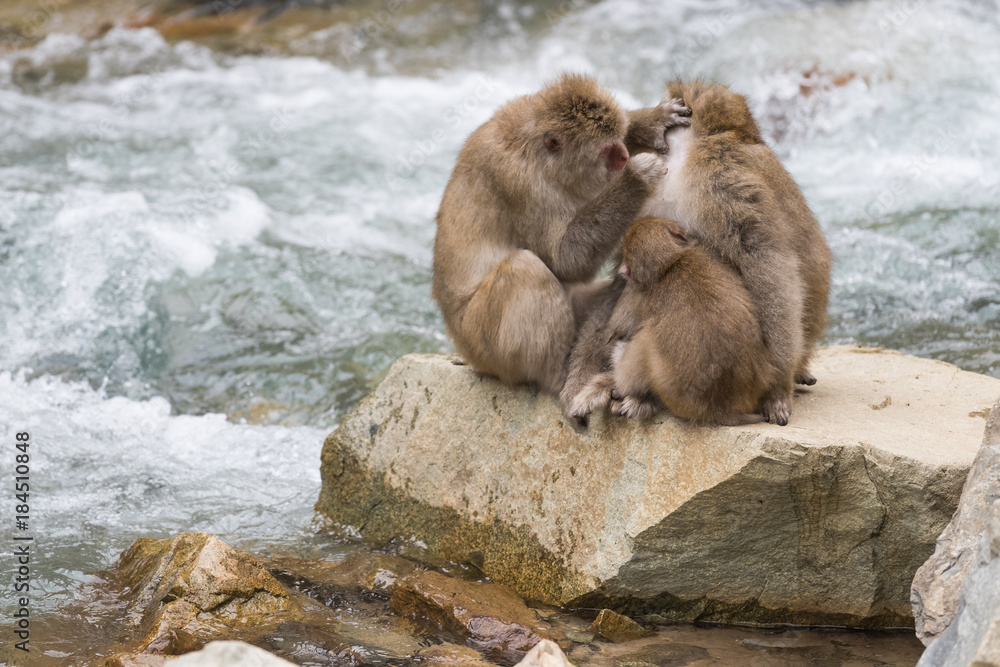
xmin=432 ymin=74 xmax=691 ymax=393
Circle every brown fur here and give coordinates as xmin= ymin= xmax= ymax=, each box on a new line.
xmin=607 ymin=217 xmax=776 ymax=425
xmin=625 ymin=98 xmax=692 ymax=154
xmin=559 ymin=275 xmax=625 ymax=425
xmin=433 ymin=74 xmax=687 ymax=393
xmin=643 ymin=80 xmax=832 ymax=424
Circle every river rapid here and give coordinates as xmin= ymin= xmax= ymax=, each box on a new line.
xmin=0 ymin=0 xmax=998 ymax=659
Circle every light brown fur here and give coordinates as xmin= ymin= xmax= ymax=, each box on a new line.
xmin=433 ymin=74 xmax=689 ymax=392
xmin=602 ymin=217 xmax=775 ymax=425
xmin=643 ymin=80 xmax=832 ymax=424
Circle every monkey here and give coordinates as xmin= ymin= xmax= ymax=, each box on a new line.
xmin=559 ymin=272 xmax=627 ymax=425
xmin=592 ymin=216 xmax=776 ymax=425
xmin=638 ymin=80 xmax=832 ymax=425
xmin=432 ymin=74 xmax=691 ymax=393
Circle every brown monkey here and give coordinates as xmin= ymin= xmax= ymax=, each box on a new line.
xmin=596 ymin=216 xmax=775 ymax=425
xmin=432 ymin=74 xmax=690 ymax=393
xmin=559 ymin=274 xmax=626 ymax=425
xmin=641 ymin=81 xmax=832 ymax=425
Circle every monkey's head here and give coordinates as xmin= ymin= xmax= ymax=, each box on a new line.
xmin=531 ymin=74 xmax=629 ymax=194
xmin=619 ymin=216 xmax=690 ymax=288
xmin=666 ymin=80 xmax=762 ymax=144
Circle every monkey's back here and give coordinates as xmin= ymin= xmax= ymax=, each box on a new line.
xmin=666 ymin=80 xmax=831 ymax=349
xmin=636 ymin=249 xmax=775 ymax=423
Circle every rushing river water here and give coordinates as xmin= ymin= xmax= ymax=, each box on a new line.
xmin=0 ymin=0 xmax=998 ymax=660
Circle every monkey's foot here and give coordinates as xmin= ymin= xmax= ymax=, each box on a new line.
xmin=610 ymin=395 xmax=660 ymax=421
xmin=795 ymin=371 xmax=817 ymax=386
xmin=563 ymin=373 xmax=614 ymax=427
xmin=762 ymin=395 xmax=791 ymax=426
xmin=450 ymin=357 xmax=467 ymax=366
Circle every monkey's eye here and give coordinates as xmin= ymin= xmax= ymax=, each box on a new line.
xmin=543 ymin=131 xmax=564 ymax=153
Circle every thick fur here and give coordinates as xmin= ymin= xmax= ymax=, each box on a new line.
xmin=642 ymin=80 xmax=832 ymax=425
xmin=608 ymin=217 xmax=775 ymax=426
xmin=559 ymin=276 xmax=625 ymax=425
xmin=433 ymin=74 xmax=689 ymax=393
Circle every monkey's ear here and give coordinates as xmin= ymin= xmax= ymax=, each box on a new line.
xmin=543 ymin=131 xmax=564 ymax=153
xmin=663 ymin=220 xmax=689 ymax=245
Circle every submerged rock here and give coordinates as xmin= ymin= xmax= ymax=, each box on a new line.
xmin=590 ymin=609 xmax=652 ymax=643
xmin=105 ymin=655 xmax=174 ymax=667
xmin=418 ymin=642 xmax=497 ymax=667
xmin=391 ymin=570 xmax=562 ymax=663
xmin=912 ymin=396 xmax=1000 ymax=664
xmin=110 ymin=532 xmax=299 ymax=653
xmin=316 ymin=347 xmax=1000 ymax=628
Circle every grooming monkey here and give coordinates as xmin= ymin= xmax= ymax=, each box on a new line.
xmin=602 ymin=217 xmax=775 ymax=425
xmin=639 ymin=81 xmax=832 ymax=425
xmin=432 ymin=74 xmax=691 ymax=392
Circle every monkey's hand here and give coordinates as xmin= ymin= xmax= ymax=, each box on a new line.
xmin=562 ymin=372 xmax=615 ymax=427
xmin=659 ymin=97 xmax=692 ymax=134
xmin=626 ymin=153 xmax=669 ymax=191
xmin=625 ymin=99 xmax=692 ymax=154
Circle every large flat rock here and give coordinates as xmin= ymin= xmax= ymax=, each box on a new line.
xmin=316 ymin=346 xmax=1000 ymax=628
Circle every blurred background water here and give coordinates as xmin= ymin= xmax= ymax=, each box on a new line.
xmin=0 ymin=0 xmax=998 ymax=643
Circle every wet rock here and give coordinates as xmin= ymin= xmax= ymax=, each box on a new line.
xmin=590 ymin=609 xmax=652 ymax=643
xmin=268 ymin=552 xmax=419 ymax=596
xmin=317 ymin=347 xmax=1000 ymax=628
xmin=913 ymin=397 xmax=1000 ymax=665
xmin=912 ymin=395 xmax=1000 ymax=645
xmin=170 ymin=640 xmax=294 ymax=665
xmin=514 ymin=640 xmax=572 ymax=667
xmin=390 ymin=570 xmax=561 ymax=663
xmin=110 ymin=532 xmax=300 ymax=653
xmin=418 ymin=642 xmax=496 ymax=667
xmin=105 ymin=655 xmax=174 ymax=667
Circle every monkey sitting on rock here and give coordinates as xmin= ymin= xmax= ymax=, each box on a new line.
xmin=562 ymin=80 xmax=831 ymax=426
xmin=577 ymin=216 xmax=776 ymax=426
xmin=642 ymin=80 xmax=831 ymax=425
xmin=432 ymin=74 xmax=691 ymax=393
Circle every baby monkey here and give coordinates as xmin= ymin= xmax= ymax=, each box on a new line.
xmin=579 ymin=216 xmax=777 ymax=426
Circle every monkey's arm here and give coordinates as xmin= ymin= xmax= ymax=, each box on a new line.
xmin=606 ymin=288 xmax=643 ymax=343
xmin=625 ymin=99 xmax=692 ymax=154
xmin=549 ymin=156 xmax=665 ymax=283
xmin=559 ymin=277 xmax=626 ymax=425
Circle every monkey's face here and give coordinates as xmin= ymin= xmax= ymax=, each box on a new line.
xmin=536 ymin=74 xmax=629 ymax=194
xmin=541 ymin=130 xmax=629 ymax=193
xmin=620 ymin=217 xmax=689 ymax=288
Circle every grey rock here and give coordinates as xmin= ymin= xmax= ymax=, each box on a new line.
xmin=317 ymin=347 xmax=1000 ymax=628
xmin=912 ymin=394 xmax=1000 ymax=644
xmin=913 ymin=397 xmax=1000 ymax=665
